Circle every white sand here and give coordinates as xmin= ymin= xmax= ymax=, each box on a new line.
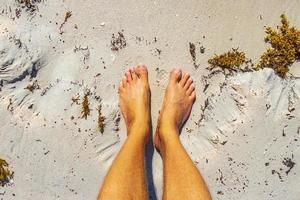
xmin=0 ymin=0 xmax=300 ymax=199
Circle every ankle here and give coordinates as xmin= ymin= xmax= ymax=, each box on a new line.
xmin=156 ymin=129 xmax=181 ymax=157
xmin=127 ymin=114 xmax=150 ymax=128
xmin=127 ymin=121 xmax=150 ymax=141
xmin=157 ymin=123 xmax=180 ymax=144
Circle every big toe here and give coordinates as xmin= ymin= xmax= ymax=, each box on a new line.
xmin=135 ymin=64 xmax=148 ymax=81
xmin=169 ymin=68 xmax=182 ymax=83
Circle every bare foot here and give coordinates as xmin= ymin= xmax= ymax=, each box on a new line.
xmin=154 ymin=69 xmax=196 ymax=152
xmin=118 ymin=64 xmax=151 ymax=140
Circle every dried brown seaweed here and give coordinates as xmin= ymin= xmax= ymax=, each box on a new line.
xmin=24 ymin=81 xmax=39 ymax=92
xmin=97 ymin=104 xmax=106 ymax=134
xmin=113 ymin=112 xmax=121 ymax=132
xmin=257 ymin=14 xmax=300 ymax=77
xmin=71 ymin=95 xmax=80 ymax=106
xmin=208 ymin=49 xmax=246 ymax=72
xmin=16 ymin=0 xmax=42 ymax=13
xmin=81 ymin=93 xmax=90 ymax=119
xmin=189 ymin=42 xmax=196 ymax=64
xmin=0 ymin=158 xmax=13 ymax=186
xmin=59 ymin=11 xmax=72 ymax=34
xmin=111 ymin=31 xmax=127 ymax=52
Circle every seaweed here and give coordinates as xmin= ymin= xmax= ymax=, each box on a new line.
xmin=111 ymin=31 xmax=127 ymax=52
xmin=189 ymin=42 xmax=196 ymax=64
xmin=207 ymin=15 xmax=300 ymax=78
xmin=59 ymin=11 xmax=72 ymax=34
xmin=97 ymin=104 xmax=106 ymax=134
xmin=257 ymin=14 xmax=300 ymax=77
xmin=189 ymin=42 xmax=200 ymax=69
xmin=113 ymin=112 xmax=121 ymax=132
xmin=81 ymin=93 xmax=90 ymax=119
xmin=24 ymin=81 xmax=39 ymax=92
xmin=71 ymin=95 xmax=80 ymax=106
xmin=282 ymin=156 xmax=295 ymax=175
xmin=0 ymin=158 xmax=13 ymax=187
xmin=208 ymin=49 xmax=246 ymax=72
xmin=16 ymin=0 xmax=42 ymax=14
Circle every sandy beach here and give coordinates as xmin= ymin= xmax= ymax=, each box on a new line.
xmin=0 ymin=0 xmax=300 ymax=199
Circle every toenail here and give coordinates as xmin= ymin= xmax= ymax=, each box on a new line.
xmin=177 ymin=70 xmax=182 ymax=74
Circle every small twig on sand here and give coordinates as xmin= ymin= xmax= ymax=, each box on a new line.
xmin=59 ymin=11 xmax=72 ymax=34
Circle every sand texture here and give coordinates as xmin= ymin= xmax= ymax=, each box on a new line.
xmin=0 ymin=0 xmax=300 ymax=199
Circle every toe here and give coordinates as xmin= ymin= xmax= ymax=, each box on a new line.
xmin=190 ymin=91 xmax=196 ymax=101
xmin=118 ymin=81 xmax=124 ymax=93
xmin=169 ymin=68 xmax=182 ymax=83
xmin=184 ymin=77 xmax=193 ymax=90
xmin=187 ymin=83 xmax=195 ymax=95
xmin=135 ymin=64 xmax=148 ymax=80
xmin=130 ymin=67 xmax=138 ymax=80
xmin=180 ymin=72 xmax=190 ymax=87
xmin=122 ymin=76 xmax=127 ymax=86
xmin=125 ymin=70 xmax=132 ymax=82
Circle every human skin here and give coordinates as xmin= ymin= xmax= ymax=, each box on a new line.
xmin=154 ymin=68 xmax=212 ymax=200
xmin=98 ymin=65 xmax=211 ymax=200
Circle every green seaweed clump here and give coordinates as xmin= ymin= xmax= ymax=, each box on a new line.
xmin=81 ymin=93 xmax=90 ymax=119
xmin=257 ymin=14 xmax=300 ymax=77
xmin=0 ymin=158 xmax=13 ymax=186
xmin=208 ymin=49 xmax=246 ymax=72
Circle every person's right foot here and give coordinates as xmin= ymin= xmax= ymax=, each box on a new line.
xmin=154 ymin=69 xmax=196 ymax=152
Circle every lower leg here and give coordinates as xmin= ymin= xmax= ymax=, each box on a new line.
xmin=158 ymin=126 xmax=211 ymax=200
xmin=98 ymin=65 xmax=151 ymax=200
xmin=155 ymin=69 xmax=211 ymax=200
xmin=98 ymin=125 xmax=148 ymax=200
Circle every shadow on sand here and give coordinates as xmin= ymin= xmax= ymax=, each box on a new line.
xmin=145 ymin=125 xmax=158 ymax=200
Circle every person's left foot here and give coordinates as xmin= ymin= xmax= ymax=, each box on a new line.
xmin=118 ymin=64 xmax=151 ymax=140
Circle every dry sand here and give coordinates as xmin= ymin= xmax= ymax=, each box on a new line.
xmin=0 ymin=0 xmax=300 ymax=199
